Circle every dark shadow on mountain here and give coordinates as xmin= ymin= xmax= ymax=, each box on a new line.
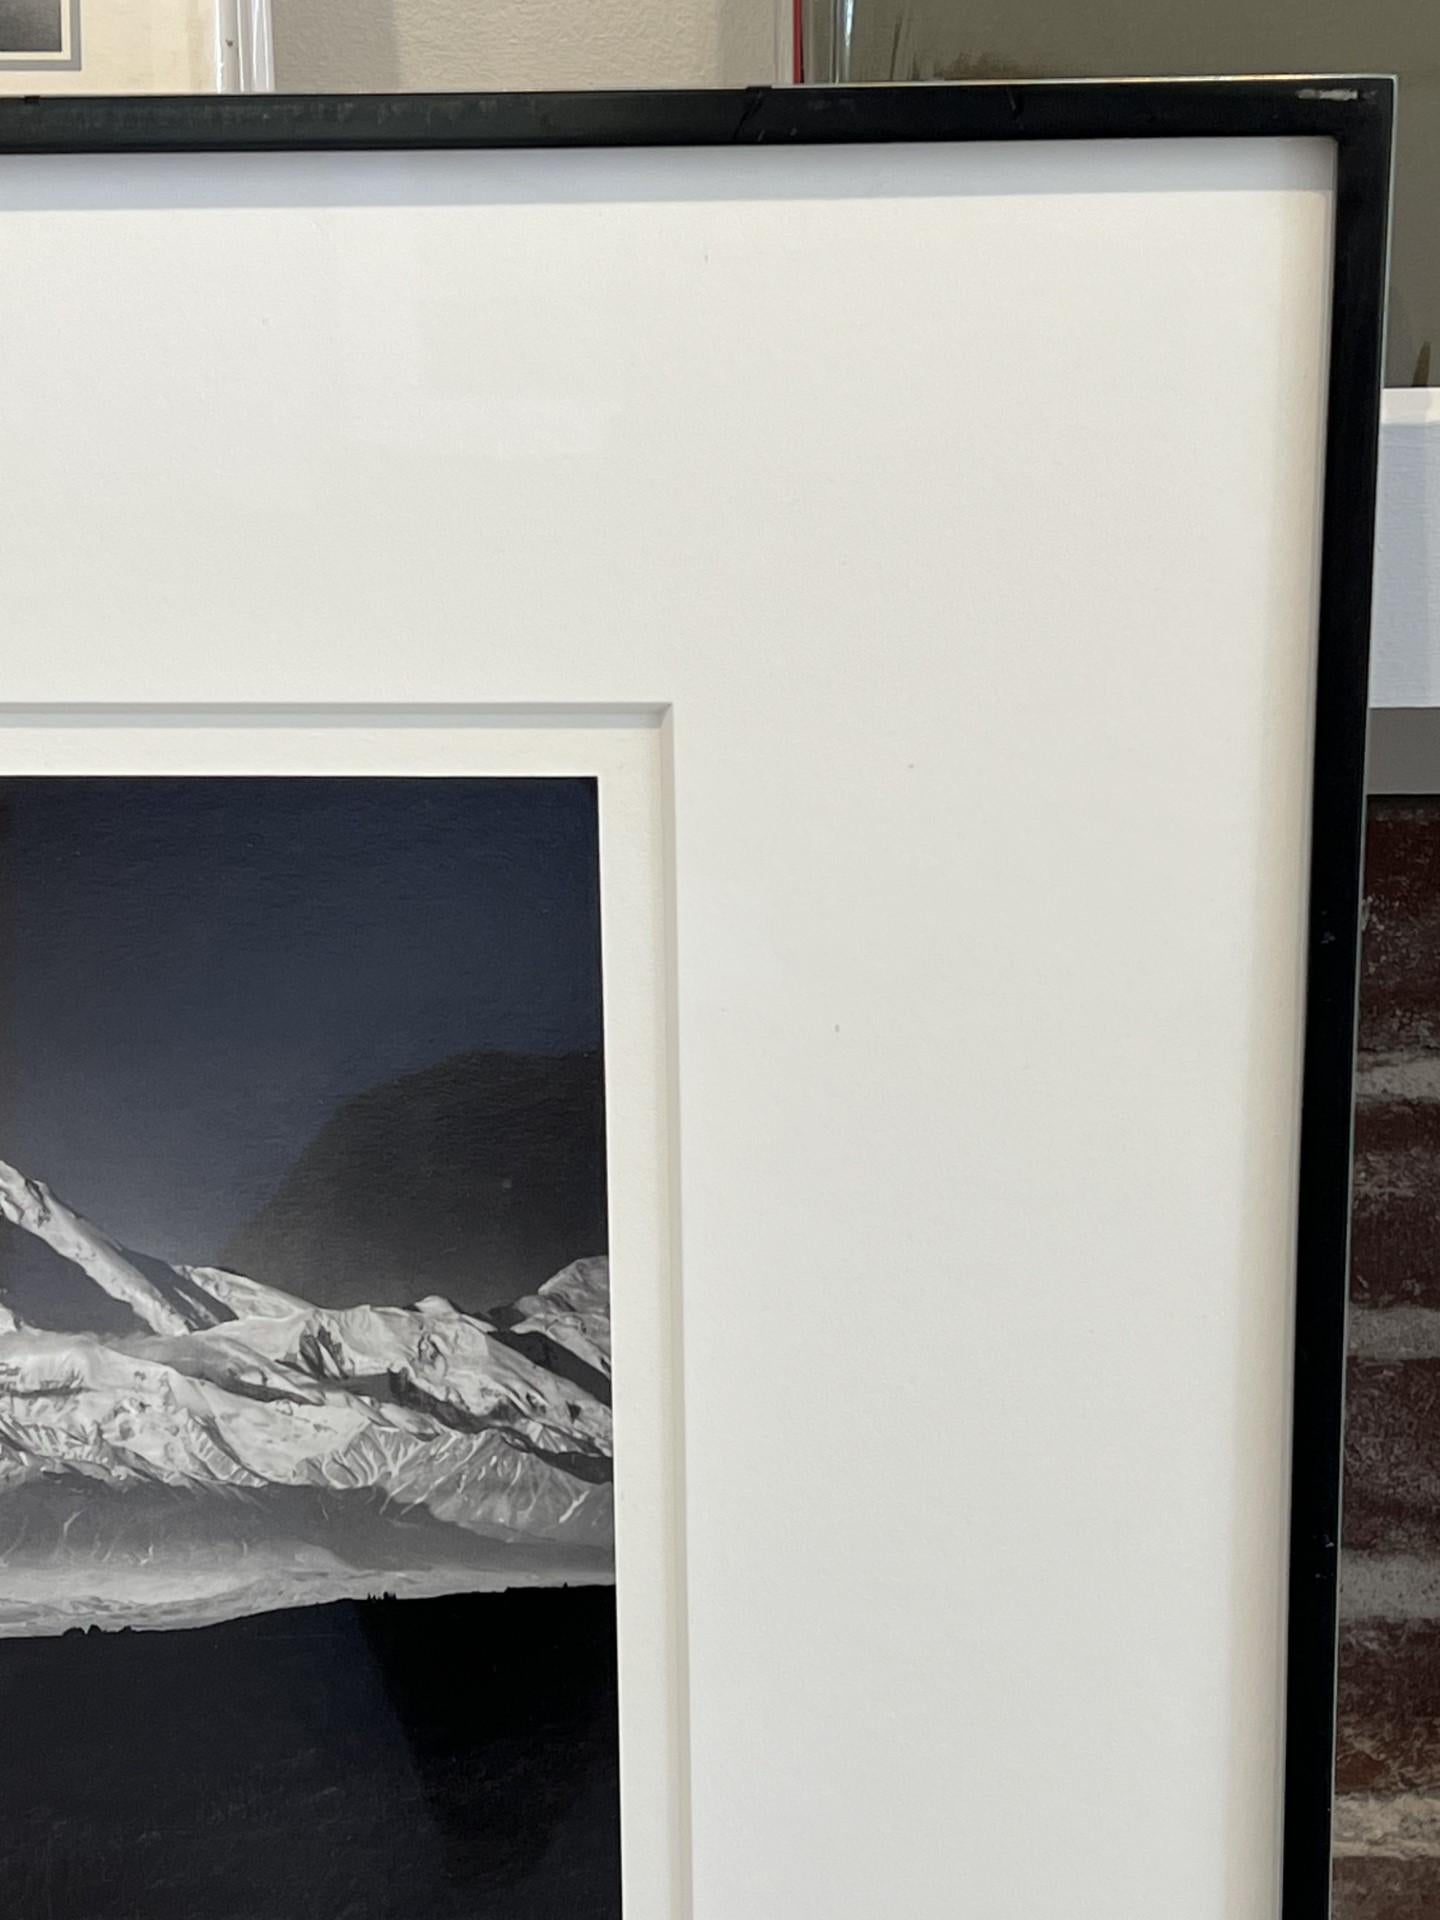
xmin=0 ymin=1220 xmax=238 ymax=1339
xmin=0 ymin=1586 xmax=620 ymax=1920
xmin=220 ymin=1050 xmax=607 ymax=1316
xmin=126 ymin=1243 xmax=240 ymax=1329
xmin=486 ymin=1318 xmax=613 ymax=1409
xmin=0 ymin=1219 xmax=140 ymax=1335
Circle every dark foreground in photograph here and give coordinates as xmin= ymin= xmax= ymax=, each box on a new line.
xmin=0 ymin=1585 xmax=621 ymax=1920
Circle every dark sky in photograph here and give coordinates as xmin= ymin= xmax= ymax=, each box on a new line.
xmin=0 ymin=778 xmax=602 ymax=1262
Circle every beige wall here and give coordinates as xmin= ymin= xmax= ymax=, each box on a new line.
xmin=850 ymin=0 xmax=1427 ymax=386
xmin=271 ymin=0 xmax=777 ymax=90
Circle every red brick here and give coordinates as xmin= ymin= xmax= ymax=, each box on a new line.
xmin=1334 ymin=1854 xmax=1440 ymax=1920
xmin=1345 ymin=1361 xmax=1440 ymax=1554
xmin=1359 ymin=801 xmax=1440 ymax=1054
xmin=1338 ymin=1622 xmax=1440 ymax=1793
xmin=1353 ymin=1101 xmax=1440 ymax=1309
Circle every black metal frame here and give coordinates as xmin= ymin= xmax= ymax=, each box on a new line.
xmin=0 ymin=79 xmax=1393 ymax=1918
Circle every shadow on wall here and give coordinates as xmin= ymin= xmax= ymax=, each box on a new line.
xmin=270 ymin=0 xmax=404 ymax=91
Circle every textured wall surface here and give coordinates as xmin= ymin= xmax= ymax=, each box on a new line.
xmin=270 ymin=0 xmax=777 ymax=91
xmin=1336 ymin=800 xmax=1440 ymax=1914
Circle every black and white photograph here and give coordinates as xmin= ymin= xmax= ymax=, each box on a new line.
xmin=0 ymin=0 xmax=67 ymax=56
xmin=0 ymin=776 xmax=619 ymax=1918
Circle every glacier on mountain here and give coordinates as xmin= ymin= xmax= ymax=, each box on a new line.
xmin=0 ymin=1158 xmax=613 ymax=1635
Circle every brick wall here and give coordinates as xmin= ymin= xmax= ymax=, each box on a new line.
xmin=1334 ymin=799 xmax=1440 ymax=1915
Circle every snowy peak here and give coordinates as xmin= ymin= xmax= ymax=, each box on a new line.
xmin=0 ymin=1157 xmax=615 ymax=1625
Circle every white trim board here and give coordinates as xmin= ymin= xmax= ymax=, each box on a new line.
xmin=1372 ymin=389 xmax=1440 ymax=710
xmin=1364 ymin=389 xmax=1440 ymax=791
xmin=216 ymin=0 xmax=274 ymax=90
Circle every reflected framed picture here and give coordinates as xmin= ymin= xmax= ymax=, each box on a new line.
xmin=0 ymin=0 xmax=272 ymax=91
xmin=0 ymin=0 xmax=76 ymax=67
xmin=0 ymin=80 xmax=1393 ymax=1920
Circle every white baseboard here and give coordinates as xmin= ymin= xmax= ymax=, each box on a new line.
xmin=1372 ymin=389 xmax=1440 ymax=711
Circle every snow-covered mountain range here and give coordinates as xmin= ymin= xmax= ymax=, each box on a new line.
xmin=0 ymin=1159 xmax=612 ymax=1635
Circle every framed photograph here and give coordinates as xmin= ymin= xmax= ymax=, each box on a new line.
xmin=0 ymin=82 xmax=1391 ymax=1920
